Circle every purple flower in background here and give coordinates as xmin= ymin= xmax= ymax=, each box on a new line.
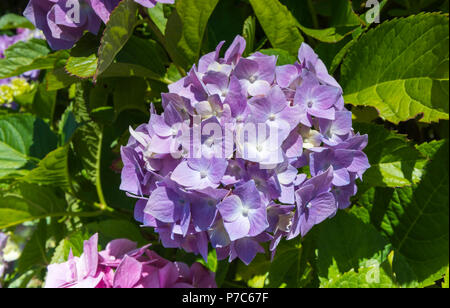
xmin=120 ymin=35 xmax=370 ymax=265
xmin=135 ymin=0 xmax=175 ymax=9
xmin=45 ymin=234 xmax=216 ymax=288
xmin=22 ymin=0 xmax=176 ymax=50
xmin=0 ymin=233 xmax=8 ymax=282
xmin=24 ymin=0 xmax=101 ymax=50
xmin=86 ymin=0 xmax=120 ymax=23
xmin=0 ymin=35 xmax=14 ymax=58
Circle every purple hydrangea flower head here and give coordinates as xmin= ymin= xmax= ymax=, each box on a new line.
xmin=120 ymin=35 xmax=370 ymax=265
xmin=45 ymin=234 xmax=216 ymax=288
xmin=24 ymin=0 xmax=102 ymax=50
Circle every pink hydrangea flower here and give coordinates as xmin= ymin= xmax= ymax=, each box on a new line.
xmin=45 ymin=234 xmax=216 ymax=288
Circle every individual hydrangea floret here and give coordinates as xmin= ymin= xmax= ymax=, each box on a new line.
xmin=45 ymin=234 xmax=216 ymax=288
xmin=120 ymin=35 xmax=370 ymax=265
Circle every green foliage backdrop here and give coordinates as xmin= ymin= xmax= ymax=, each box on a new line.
xmin=0 ymin=0 xmax=448 ymax=288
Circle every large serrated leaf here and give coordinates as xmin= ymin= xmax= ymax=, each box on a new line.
xmin=117 ymin=36 xmax=168 ymax=76
xmin=295 ymin=0 xmax=362 ymax=43
xmin=66 ymin=54 xmax=98 ymax=79
xmin=22 ymin=146 xmax=71 ymax=189
xmin=379 ymin=140 xmax=449 ymax=284
xmin=0 ymin=39 xmax=68 ymax=79
xmin=341 ymin=13 xmax=449 ymax=124
xmin=268 ymin=237 xmax=315 ymax=288
xmin=165 ymin=0 xmax=219 ymax=69
xmin=71 ymin=85 xmax=106 ymax=205
xmin=249 ymin=0 xmax=304 ymax=56
xmin=0 ymin=183 xmax=66 ymax=229
xmin=354 ymin=123 xmax=428 ymax=187
xmin=95 ymin=0 xmax=139 ymax=80
xmin=316 ymin=212 xmax=395 ymax=288
xmin=17 ymin=220 xmax=48 ymax=274
xmin=0 ymin=114 xmax=57 ymax=178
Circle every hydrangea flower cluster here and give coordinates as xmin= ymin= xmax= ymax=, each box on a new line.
xmin=120 ymin=35 xmax=370 ymax=265
xmin=45 ymin=234 xmax=216 ymax=288
xmin=24 ymin=0 xmax=174 ymax=50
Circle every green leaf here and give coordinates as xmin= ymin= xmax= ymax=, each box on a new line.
xmin=259 ymin=48 xmax=297 ymax=66
xmin=268 ymin=238 xmax=315 ymax=288
xmin=298 ymin=25 xmax=358 ymax=43
xmin=341 ymin=13 xmax=449 ymax=124
xmin=101 ymin=62 xmax=171 ymax=83
xmin=45 ymin=67 xmax=80 ymax=91
xmin=249 ymin=0 xmax=304 ymax=56
xmin=113 ymin=77 xmax=147 ymax=114
xmin=415 ymin=139 xmax=446 ymax=159
xmin=72 ymin=85 xmax=106 ymax=206
xmin=322 ymin=265 xmax=396 ymax=288
xmin=0 ymin=183 xmax=66 ymax=229
xmin=0 ymin=39 xmax=69 ymax=79
xmin=22 ymin=146 xmax=71 ymax=189
xmin=86 ymin=219 xmax=147 ymax=247
xmin=298 ymin=0 xmax=362 ymax=44
xmin=148 ymin=2 xmax=170 ymax=34
xmin=378 ymin=140 xmax=449 ymax=284
xmin=66 ymin=54 xmax=98 ymax=79
xmin=51 ymin=231 xmax=92 ymax=264
xmin=242 ymin=16 xmax=256 ymax=56
xmin=234 ymin=254 xmax=270 ymax=288
xmin=117 ymin=36 xmax=168 ymax=76
xmin=0 ymin=13 xmax=34 ymax=30
xmin=165 ymin=0 xmax=220 ymax=69
xmin=316 ymin=211 xmax=395 ymax=288
xmin=59 ymin=107 xmax=79 ymax=145
xmin=0 ymin=114 xmax=57 ymax=178
xmin=17 ymin=220 xmax=48 ymax=274
xmin=354 ymin=123 xmax=428 ymax=187
xmin=444 ymin=267 xmax=449 ymax=288
xmin=95 ymin=0 xmax=139 ymax=80
xmin=32 ymin=83 xmax=57 ymax=121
